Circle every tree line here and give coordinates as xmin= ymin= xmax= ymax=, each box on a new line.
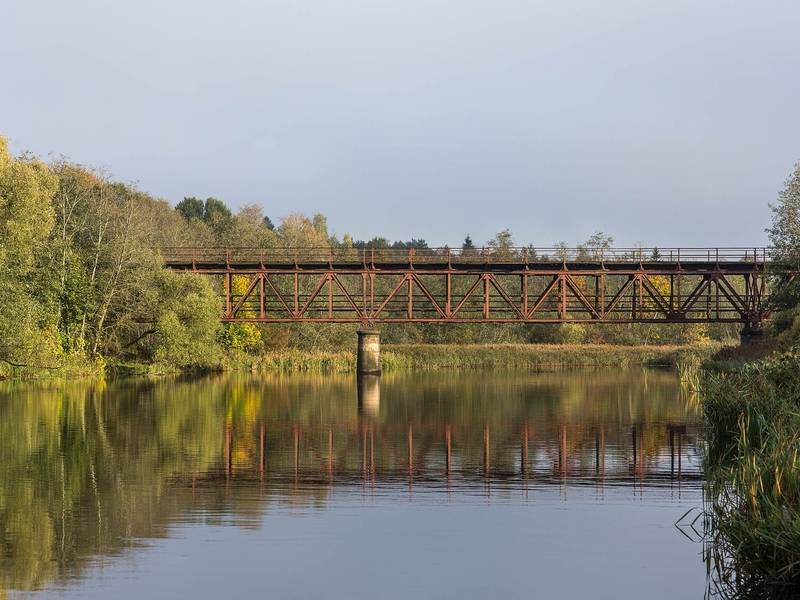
xmin=0 ymin=135 xmax=752 ymax=374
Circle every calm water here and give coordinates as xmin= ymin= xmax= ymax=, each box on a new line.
xmin=0 ymin=369 xmax=707 ymax=599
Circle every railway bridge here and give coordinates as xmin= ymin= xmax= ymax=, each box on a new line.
xmin=163 ymin=246 xmax=780 ymax=372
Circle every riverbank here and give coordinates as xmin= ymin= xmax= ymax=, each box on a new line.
xmin=223 ymin=342 xmax=718 ymax=374
xmin=3 ymin=342 xmax=722 ymax=380
xmin=702 ymin=350 xmax=800 ymax=597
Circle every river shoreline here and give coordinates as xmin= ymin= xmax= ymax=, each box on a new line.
xmin=1 ymin=342 xmax=722 ymax=380
xmin=702 ymin=349 xmax=800 ymax=596
xmin=131 ymin=342 xmax=718 ymax=376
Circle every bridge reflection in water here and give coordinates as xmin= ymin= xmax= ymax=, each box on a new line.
xmin=189 ymin=370 xmax=702 ymax=496
xmin=0 ymin=369 xmax=702 ymax=596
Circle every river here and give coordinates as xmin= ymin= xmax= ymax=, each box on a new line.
xmin=0 ymin=368 xmax=707 ymax=599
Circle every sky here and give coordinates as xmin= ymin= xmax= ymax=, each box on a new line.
xmin=2 ymin=0 xmax=799 ymax=247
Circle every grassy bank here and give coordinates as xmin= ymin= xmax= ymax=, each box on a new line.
xmin=0 ymin=354 xmax=106 ymax=381
xmin=6 ymin=342 xmax=720 ymax=379
xmin=222 ymin=342 xmax=718 ymax=374
xmin=702 ymin=350 xmax=800 ymax=598
xmin=384 ymin=342 xmax=715 ymax=370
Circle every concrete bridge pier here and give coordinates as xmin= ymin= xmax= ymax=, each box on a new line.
xmin=357 ymin=329 xmax=381 ymax=375
xmin=357 ymin=329 xmax=381 ymax=416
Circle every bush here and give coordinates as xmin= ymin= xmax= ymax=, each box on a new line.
xmin=219 ymin=323 xmax=262 ymax=353
xmin=150 ymin=271 xmax=222 ymax=369
xmin=552 ymin=323 xmax=586 ymax=344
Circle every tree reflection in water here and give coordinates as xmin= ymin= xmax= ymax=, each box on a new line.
xmin=0 ymin=369 xmax=702 ymax=597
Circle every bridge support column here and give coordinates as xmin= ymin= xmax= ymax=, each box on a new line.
xmin=740 ymin=323 xmax=766 ymax=346
xmin=357 ymin=329 xmax=381 ymax=375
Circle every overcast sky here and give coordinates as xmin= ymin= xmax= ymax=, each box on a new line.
xmin=2 ymin=0 xmax=799 ymax=247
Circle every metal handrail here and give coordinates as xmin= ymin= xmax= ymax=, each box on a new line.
xmin=160 ymin=246 xmax=774 ymax=265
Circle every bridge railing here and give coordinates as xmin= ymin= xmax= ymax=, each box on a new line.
xmin=160 ymin=246 xmax=772 ymax=266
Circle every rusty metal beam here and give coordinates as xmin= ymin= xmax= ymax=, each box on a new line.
xmin=162 ymin=247 xmax=779 ymax=326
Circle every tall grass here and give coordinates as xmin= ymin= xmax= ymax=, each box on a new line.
xmin=225 ymin=343 xmax=718 ymax=373
xmin=384 ymin=343 xmax=717 ymax=371
xmin=702 ymin=351 xmax=800 ymax=598
xmin=227 ymin=348 xmax=414 ymax=373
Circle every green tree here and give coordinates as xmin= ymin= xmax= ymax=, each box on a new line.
xmin=203 ymin=197 xmax=232 ymax=222
xmin=278 ymin=213 xmax=332 ymax=249
xmin=391 ymin=238 xmax=428 ymax=250
xmin=769 ymin=162 xmax=800 ymax=262
xmin=768 ymin=162 xmax=800 ymax=309
xmin=150 ymin=271 xmax=222 ymax=368
xmin=175 ymin=196 xmax=204 ymax=221
xmin=487 ymin=229 xmax=515 ymax=259
xmin=578 ymin=231 xmax=613 ymax=260
xmin=0 ymin=136 xmax=61 ymax=368
xmin=230 ymin=204 xmax=277 ymax=247
xmin=354 ymin=237 xmax=390 ymax=249
xmin=553 ymin=241 xmax=569 ymax=261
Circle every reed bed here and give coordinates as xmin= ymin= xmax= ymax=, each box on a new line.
xmin=385 ymin=343 xmax=715 ymax=371
xmin=703 ymin=351 xmax=800 ymax=598
xmin=228 ymin=343 xmax=716 ymax=373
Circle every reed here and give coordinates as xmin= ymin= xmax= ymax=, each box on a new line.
xmin=703 ymin=350 xmax=800 ymax=597
xmin=224 ymin=343 xmax=717 ymax=373
xmin=384 ymin=343 xmax=717 ymax=371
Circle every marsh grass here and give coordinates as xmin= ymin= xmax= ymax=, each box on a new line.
xmin=703 ymin=351 xmax=800 ymax=597
xmin=225 ymin=343 xmax=717 ymax=373
xmin=383 ymin=343 xmax=716 ymax=371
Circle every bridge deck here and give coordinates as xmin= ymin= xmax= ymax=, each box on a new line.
xmin=167 ymin=259 xmax=764 ymax=274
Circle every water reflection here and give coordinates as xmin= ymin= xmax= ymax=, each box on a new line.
xmin=0 ymin=369 xmax=702 ymax=597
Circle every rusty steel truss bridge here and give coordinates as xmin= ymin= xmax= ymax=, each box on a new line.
xmin=162 ymin=247 xmax=779 ymax=327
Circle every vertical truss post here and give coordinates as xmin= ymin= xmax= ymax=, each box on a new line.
xmin=407 ymin=274 xmax=413 ymax=319
xmin=594 ymin=275 xmax=600 ymax=312
xmin=558 ymin=274 xmax=567 ymax=320
xmin=293 ymin=272 xmax=299 ymax=317
xmin=483 ymin=274 xmax=490 ymax=319
xmin=599 ymin=272 xmax=606 ymax=318
xmin=446 ymin=272 xmax=452 ymax=317
xmin=224 ymin=271 xmax=232 ymax=318
xmin=328 ymin=273 xmax=333 ymax=318
xmin=362 ymin=272 xmax=368 ymax=314
xmin=638 ymin=273 xmax=644 ymax=317
xmin=259 ymin=272 xmax=266 ymax=319
xmin=521 ymin=273 xmax=528 ymax=317
xmin=669 ymin=274 xmax=674 ymax=313
xmin=745 ymin=273 xmax=751 ymax=309
xmin=370 ymin=272 xmax=375 ymax=316
xmin=631 ymin=276 xmax=638 ymax=320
